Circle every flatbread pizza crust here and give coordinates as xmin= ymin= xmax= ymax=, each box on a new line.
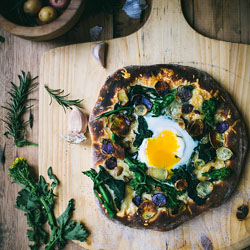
xmin=88 ymin=64 xmax=248 ymax=231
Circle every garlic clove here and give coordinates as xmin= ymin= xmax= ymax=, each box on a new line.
xmin=61 ymin=107 xmax=88 ymax=144
xmin=92 ymin=42 xmax=107 ymax=68
xmin=68 ymin=107 xmax=88 ymax=134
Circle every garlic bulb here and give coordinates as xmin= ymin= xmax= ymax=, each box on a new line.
xmin=61 ymin=107 xmax=88 ymax=144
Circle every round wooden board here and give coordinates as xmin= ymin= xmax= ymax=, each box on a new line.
xmin=39 ymin=0 xmax=250 ymax=249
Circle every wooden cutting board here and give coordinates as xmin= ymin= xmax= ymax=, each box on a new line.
xmin=39 ymin=0 xmax=250 ymax=249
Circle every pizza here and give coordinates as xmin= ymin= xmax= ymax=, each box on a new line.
xmin=83 ymin=64 xmax=247 ymax=231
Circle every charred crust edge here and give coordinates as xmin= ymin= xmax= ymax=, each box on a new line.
xmin=89 ymin=64 xmax=248 ymax=231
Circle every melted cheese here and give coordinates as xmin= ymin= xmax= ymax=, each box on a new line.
xmin=194 ymin=159 xmax=225 ymax=181
xmin=189 ymin=82 xmax=211 ymax=110
xmin=143 ymin=76 xmax=159 ymax=87
xmin=189 ymin=88 xmax=204 ymax=110
xmin=122 ymin=118 xmax=138 ymax=153
xmin=183 ymin=111 xmax=204 ymax=122
xmin=161 ymin=68 xmax=174 ymax=77
xmin=142 ymin=193 xmax=152 ymax=201
xmin=116 ymin=185 xmax=137 ymax=217
xmin=109 ymin=159 xmax=132 ymax=181
xmin=177 ymin=192 xmax=190 ymax=204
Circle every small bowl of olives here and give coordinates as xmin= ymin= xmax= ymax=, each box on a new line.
xmin=0 ymin=0 xmax=86 ymax=41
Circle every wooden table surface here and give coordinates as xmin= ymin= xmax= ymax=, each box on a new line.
xmin=0 ymin=0 xmax=249 ymax=249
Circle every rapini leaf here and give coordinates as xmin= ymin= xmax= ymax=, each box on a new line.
xmin=9 ymin=158 xmax=89 ymax=249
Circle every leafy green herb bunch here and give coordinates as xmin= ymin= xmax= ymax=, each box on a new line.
xmin=9 ymin=157 xmax=89 ymax=250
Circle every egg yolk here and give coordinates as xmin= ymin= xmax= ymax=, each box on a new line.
xmin=145 ymin=130 xmax=180 ymax=170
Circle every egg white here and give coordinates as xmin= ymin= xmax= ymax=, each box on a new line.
xmin=137 ymin=116 xmax=198 ymax=169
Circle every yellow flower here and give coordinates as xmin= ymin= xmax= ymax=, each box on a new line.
xmin=10 ymin=157 xmax=26 ymax=169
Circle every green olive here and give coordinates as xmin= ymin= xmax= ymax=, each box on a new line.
xmin=38 ymin=6 xmax=57 ymax=23
xmin=23 ymin=0 xmax=42 ymax=15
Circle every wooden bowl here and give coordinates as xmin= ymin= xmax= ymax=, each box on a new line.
xmin=0 ymin=0 xmax=86 ymax=41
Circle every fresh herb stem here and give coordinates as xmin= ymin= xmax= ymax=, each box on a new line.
xmin=95 ymin=106 xmax=134 ymax=120
xmin=45 ymin=85 xmax=83 ymax=113
xmin=45 ymin=227 xmax=59 ymax=250
xmin=1 ymin=71 xmax=38 ymax=147
xmin=98 ymin=186 xmax=111 ymax=204
xmin=39 ymin=197 xmax=56 ymax=228
xmin=9 ymin=158 xmax=89 ymax=249
xmin=39 ymin=195 xmax=61 ymax=250
xmin=202 ymin=167 xmax=232 ymax=181
xmin=46 ymin=232 xmax=59 ymax=250
xmin=95 ymin=188 xmax=115 ymax=218
xmin=83 ymin=169 xmax=115 ymax=217
xmin=83 ymin=166 xmax=125 ymax=218
xmin=124 ymin=157 xmax=133 ymax=166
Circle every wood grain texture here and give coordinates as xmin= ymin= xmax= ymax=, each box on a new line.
xmin=39 ymin=1 xmax=250 ymax=250
xmin=1 ymin=0 xmax=250 ymax=249
xmin=182 ymin=0 xmax=250 ymax=44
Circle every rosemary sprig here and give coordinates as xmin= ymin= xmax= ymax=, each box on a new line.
xmin=45 ymin=85 xmax=83 ymax=113
xmin=1 ymin=71 xmax=38 ymax=147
